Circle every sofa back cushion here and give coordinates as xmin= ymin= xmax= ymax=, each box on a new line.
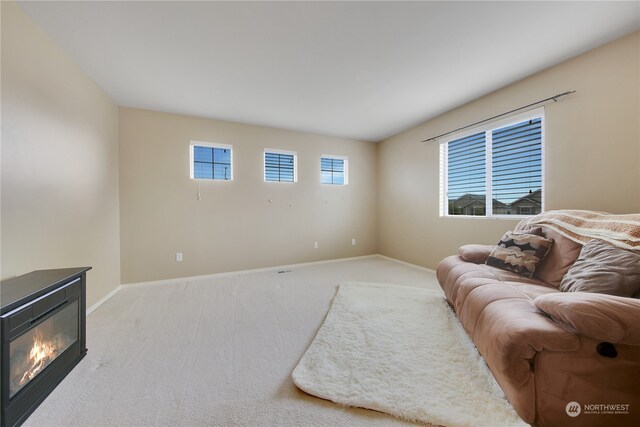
xmin=560 ymin=239 xmax=640 ymax=298
xmin=533 ymin=227 xmax=583 ymax=287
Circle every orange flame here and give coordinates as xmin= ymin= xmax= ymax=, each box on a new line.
xmin=19 ymin=334 xmax=58 ymax=385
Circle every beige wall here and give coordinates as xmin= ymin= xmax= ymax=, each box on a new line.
xmin=1 ymin=1 xmax=121 ymax=308
xmin=119 ymin=108 xmax=377 ymax=283
xmin=4 ymin=0 xmax=636 ymax=290
xmin=378 ymin=31 xmax=640 ymax=269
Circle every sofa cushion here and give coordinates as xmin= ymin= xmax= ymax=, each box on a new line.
xmin=509 ymin=282 xmax=558 ymax=300
xmin=535 ymin=292 xmax=640 ymax=344
xmin=458 ymin=244 xmax=493 ymax=263
xmin=436 ymin=255 xmax=547 ymax=307
xmin=486 ymin=231 xmax=553 ymax=278
xmin=533 ymin=227 xmax=584 ymax=287
xmin=482 ymin=264 xmax=548 ymax=286
xmin=559 ymin=239 xmax=640 ymax=298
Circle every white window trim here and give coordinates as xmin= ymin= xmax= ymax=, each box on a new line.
xmin=264 ymin=148 xmax=298 ymax=183
xmin=189 ymin=140 xmax=233 ymax=181
xmin=320 ymin=154 xmax=349 ymax=185
xmin=439 ymin=107 xmax=545 ymax=219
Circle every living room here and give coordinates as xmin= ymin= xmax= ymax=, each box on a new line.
xmin=1 ymin=1 xmax=639 ymax=426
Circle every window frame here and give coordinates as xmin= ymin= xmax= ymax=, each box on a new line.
xmin=189 ymin=140 xmax=233 ymax=181
xmin=263 ymin=148 xmax=298 ymax=183
xmin=320 ymin=154 xmax=349 ymax=186
xmin=439 ymin=107 xmax=545 ymax=219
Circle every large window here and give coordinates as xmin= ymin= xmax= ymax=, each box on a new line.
xmin=264 ymin=149 xmax=297 ymax=182
xmin=190 ymin=141 xmax=232 ymax=180
xmin=440 ymin=109 xmax=544 ymax=217
xmin=321 ymin=155 xmax=348 ymax=185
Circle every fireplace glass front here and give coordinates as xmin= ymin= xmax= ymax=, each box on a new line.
xmin=9 ymin=300 xmax=78 ymax=399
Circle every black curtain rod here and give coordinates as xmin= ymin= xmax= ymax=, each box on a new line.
xmin=420 ymin=90 xmax=576 ymax=143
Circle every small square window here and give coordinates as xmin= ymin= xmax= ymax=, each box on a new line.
xmin=321 ymin=155 xmax=348 ymax=185
xmin=190 ymin=141 xmax=233 ymax=181
xmin=264 ymin=150 xmax=297 ymax=183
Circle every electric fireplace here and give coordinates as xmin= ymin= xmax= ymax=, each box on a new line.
xmin=1 ymin=268 xmax=90 ymax=427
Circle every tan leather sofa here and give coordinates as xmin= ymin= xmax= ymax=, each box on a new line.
xmin=436 ymin=214 xmax=640 ymax=427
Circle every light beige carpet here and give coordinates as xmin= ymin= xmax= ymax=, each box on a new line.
xmin=24 ymin=257 xmax=439 ymax=426
xmin=293 ymin=282 xmax=527 ymax=427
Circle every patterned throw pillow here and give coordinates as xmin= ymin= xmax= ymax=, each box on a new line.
xmin=486 ymin=231 xmax=553 ymax=278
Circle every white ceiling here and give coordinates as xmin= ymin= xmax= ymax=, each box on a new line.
xmin=18 ymin=1 xmax=640 ymax=142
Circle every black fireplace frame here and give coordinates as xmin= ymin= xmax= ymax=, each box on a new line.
xmin=1 ymin=268 xmax=90 ymax=427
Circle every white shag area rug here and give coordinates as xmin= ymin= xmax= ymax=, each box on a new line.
xmin=292 ymin=282 xmax=528 ymax=427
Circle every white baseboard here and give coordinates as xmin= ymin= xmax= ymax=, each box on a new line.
xmin=87 ymin=285 xmax=121 ymax=316
xmin=375 ymin=254 xmax=437 ymax=274
xmin=88 ymin=254 xmax=432 ymax=312
xmin=121 ymin=254 xmax=380 ymax=288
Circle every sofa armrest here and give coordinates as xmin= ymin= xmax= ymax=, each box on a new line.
xmin=534 ymin=292 xmax=640 ymax=345
xmin=458 ymin=244 xmax=494 ymax=264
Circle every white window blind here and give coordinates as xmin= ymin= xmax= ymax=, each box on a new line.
xmin=440 ymin=109 xmax=544 ymax=217
xmin=491 ymin=117 xmax=543 ymax=215
xmin=264 ymin=150 xmax=297 ymax=182
xmin=446 ymin=132 xmax=486 ymax=215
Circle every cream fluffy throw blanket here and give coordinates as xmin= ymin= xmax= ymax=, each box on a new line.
xmin=516 ymin=210 xmax=640 ymax=250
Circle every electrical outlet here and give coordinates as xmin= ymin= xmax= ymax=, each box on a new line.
xmin=176 ymin=252 xmax=183 ymax=262
xmin=352 ymin=238 xmax=356 ymax=246
xmin=314 ymin=242 xmax=319 ymax=249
